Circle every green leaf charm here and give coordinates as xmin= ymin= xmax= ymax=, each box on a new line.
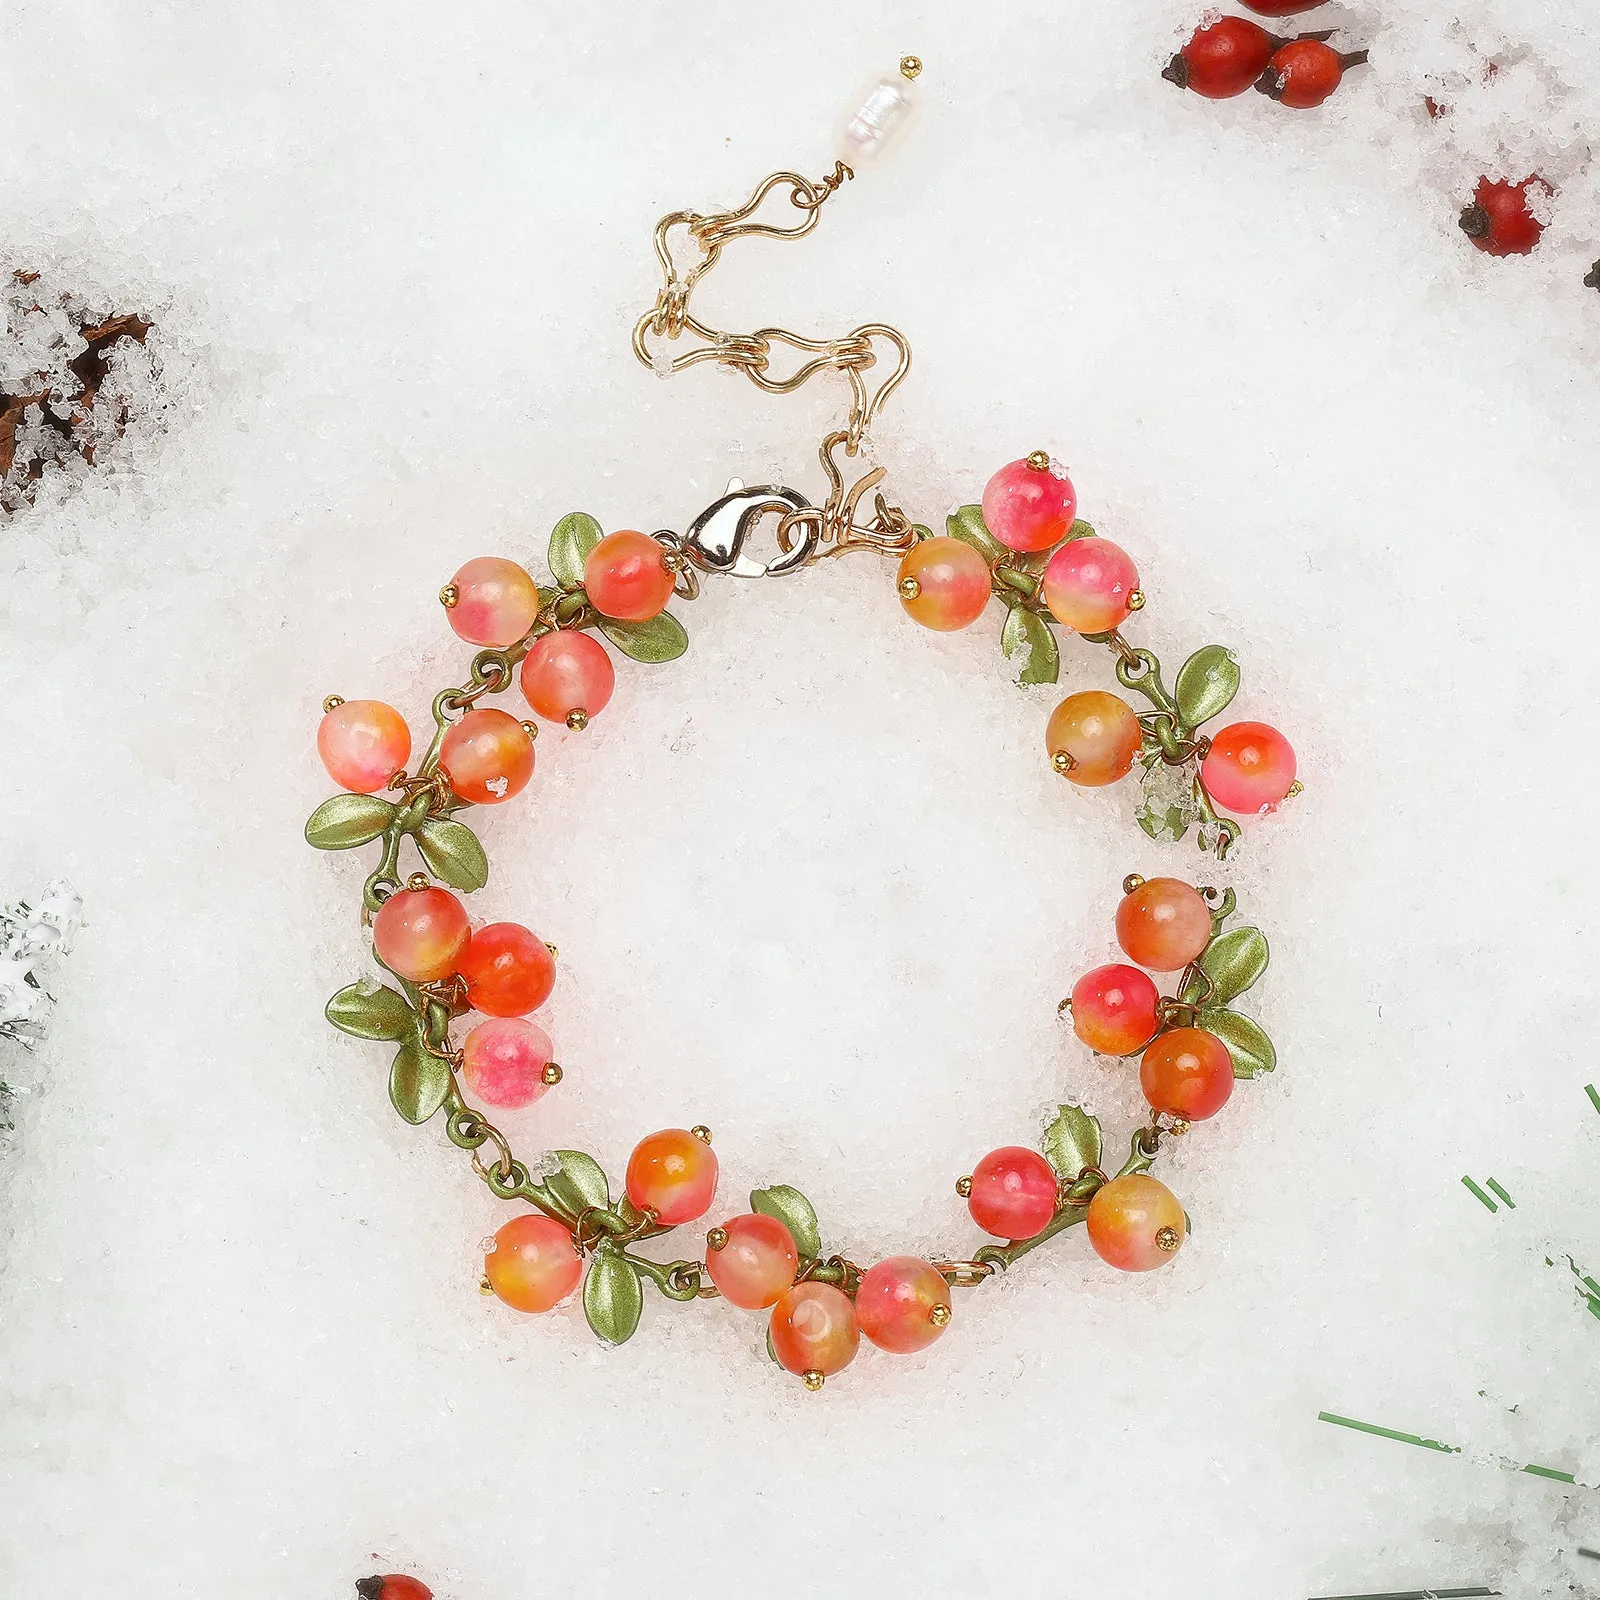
xmin=597 ymin=610 xmax=688 ymax=663
xmin=583 ymin=1247 xmax=644 ymax=1345
xmin=1001 ymin=607 xmax=1060 ymax=685
xmin=305 ymin=794 xmax=397 ymax=850
xmin=548 ymin=511 xmax=604 ymax=590
xmin=544 ymin=1150 xmax=610 ymax=1219
xmin=945 ymin=504 xmax=1004 ymax=565
xmin=415 ymin=817 xmax=489 ymax=892
xmin=326 ymin=980 xmax=414 ymax=1040
xmin=1197 ymin=925 xmax=1269 ymax=1004
xmin=1198 ymin=1006 xmax=1276 ymax=1078
xmin=1174 ymin=646 xmax=1240 ymax=732
xmin=1041 ymin=1104 xmax=1103 ymax=1180
xmin=389 ymin=1033 xmax=452 ymax=1123
xmin=750 ymin=1184 xmax=821 ymax=1260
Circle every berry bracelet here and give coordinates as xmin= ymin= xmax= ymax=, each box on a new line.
xmin=306 ymin=62 xmax=1299 ymax=1389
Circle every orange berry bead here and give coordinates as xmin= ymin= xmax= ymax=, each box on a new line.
xmin=1116 ymin=877 xmax=1212 ymax=972
xmin=519 ymin=630 xmax=615 ymax=725
xmin=1140 ymin=1027 xmax=1234 ymax=1121
xmin=445 ymin=557 xmax=540 ymax=648
xmin=704 ymin=1213 xmax=800 ymax=1310
xmin=1046 ymin=690 xmax=1142 ymax=786
xmin=770 ymin=1281 xmax=860 ymax=1382
xmin=625 ymin=1128 xmax=719 ymax=1225
xmin=1070 ymin=963 xmax=1160 ymax=1055
xmin=896 ymin=536 xmax=992 ymax=631
xmin=1086 ymin=1174 xmax=1188 ymax=1272
xmin=584 ymin=530 xmax=675 ymax=621
xmin=458 ymin=922 xmax=555 ymax=1017
xmin=484 ymin=1212 xmax=582 ymax=1311
xmin=855 ymin=1257 xmax=952 ymax=1354
xmin=439 ymin=708 xmax=535 ymax=805
xmin=317 ymin=699 xmax=410 ymax=794
xmin=372 ymin=884 xmax=470 ymax=982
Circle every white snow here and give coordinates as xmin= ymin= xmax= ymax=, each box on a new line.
xmin=3 ymin=2 xmax=1600 ymax=1596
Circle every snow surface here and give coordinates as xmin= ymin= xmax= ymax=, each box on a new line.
xmin=3 ymin=2 xmax=1600 ymax=1596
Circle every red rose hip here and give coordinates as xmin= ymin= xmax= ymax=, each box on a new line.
xmin=1070 ymin=963 xmax=1160 ymax=1056
xmin=1163 ymin=17 xmax=1278 ymax=100
xmin=356 ymin=1579 xmax=433 ymax=1600
xmin=1459 ymin=176 xmax=1549 ymax=257
xmin=966 ymin=1146 xmax=1059 ymax=1239
xmin=458 ymin=922 xmax=556 ymax=1016
xmin=1256 ymin=41 xmax=1368 ymax=110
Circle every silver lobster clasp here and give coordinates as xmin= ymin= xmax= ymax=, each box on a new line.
xmin=681 ymin=480 xmax=818 ymax=578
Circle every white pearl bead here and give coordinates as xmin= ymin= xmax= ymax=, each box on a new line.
xmin=834 ymin=72 xmax=919 ymax=169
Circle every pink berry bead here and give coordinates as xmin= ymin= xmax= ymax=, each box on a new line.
xmin=446 ymin=557 xmax=540 ymax=648
xmin=439 ymin=708 xmax=535 ymax=806
xmin=1086 ymin=1174 xmax=1188 ymax=1272
xmin=967 ymin=1146 xmax=1059 ymax=1239
xmin=460 ymin=1017 xmax=555 ymax=1110
xmin=625 ymin=1128 xmax=719 ymax=1225
xmin=584 ymin=530 xmax=675 ymax=621
xmin=484 ymin=1213 xmax=582 ymax=1312
xmin=1070 ymin=963 xmax=1160 ymax=1056
xmin=704 ymin=1213 xmax=800 ymax=1310
xmin=1201 ymin=721 xmax=1297 ymax=816
xmin=769 ymin=1281 xmax=860 ymax=1382
xmin=1042 ymin=536 xmax=1139 ymax=634
xmin=896 ymin=537 xmax=992 ymax=631
xmin=1116 ymin=877 xmax=1212 ymax=972
xmin=981 ymin=456 xmax=1078 ymax=553
xmin=519 ymin=630 xmax=615 ymax=725
xmin=317 ymin=699 xmax=411 ymax=794
xmin=458 ymin=923 xmax=555 ymax=1017
xmin=373 ymin=884 xmax=470 ymax=983
xmin=855 ymin=1257 xmax=952 ymax=1354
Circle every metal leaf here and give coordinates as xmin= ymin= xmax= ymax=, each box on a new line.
xmin=1001 ymin=606 xmax=1060 ymax=685
xmin=1198 ymin=925 xmax=1269 ymax=1004
xmin=389 ymin=1033 xmax=452 ymax=1123
xmin=415 ymin=817 xmax=489 ymax=892
xmin=750 ymin=1184 xmax=821 ymax=1260
xmin=304 ymin=793 xmax=396 ymax=850
xmin=583 ymin=1247 xmax=644 ymax=1346
xmin=548 ymin=511 xmax=604 ymax=590
xmin=325 ymin=980 xmax=414 ymax=1041
xmin=1174 ymin=645 xmax=1240 ymax=732
xmin=1041 ymin=1104 xmax=1103 ymax=1180
xmin=597 ymin=612 xmax=688 ymax=664
xmin=944 ymin=504 xmax=1004 ymax=564
xmin=544 ymin=1150 xmax=610 ymax=1218
xmin=1198 ymin=1006 xmax=1276 ymax=1078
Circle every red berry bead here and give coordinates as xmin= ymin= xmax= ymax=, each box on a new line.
xmin=1140 ymin=1027 xmax=1234 ymax=1122
xmin=770 ymin=1281 xmax=860 ymax=1383
xmin=458 ymin=922 xmax=555 ymax=1017
xmin=483 ymin=1212 xmax=582 ymax=1311
xmin=373 ymin=884 xmax=470 ymax=983
xmin=1046 ymin=690 xmax=1143 ymax=787
xmin=584 ymin=530 xmax=675 ymax=621
xmin=444 ymin=557 xmax=540 ymax=648
xmin=520 ymin=630 xmax=615 ymax=727
xmin=896 ymin=536 xmax=992 ymax=631
xmin=439 ymin=708 xmax=535 ymax=806
xmin=1070 ymin=963 xmax=1160 ymax=1056
xmin=1257 ymin=41 xmax=1367 ymax=109
xmin=1459 ymin=176 xmax=1549 ymax=257
xmin=981 ymin=456 xmax=1078 ymax=553
xmin=1116 ymin=876 xmax=1212 ymax=972
xmin=460 ymin=1017 xmax=555 ymax=1110
xmin=317 ymin=699 xmax=411 ymax=794
xmin=704 ymin=1213 xmax=799 ymax=1310
xmin=855 ymin=1257 xmax=952 ymax=1354
xmin=625 ymin=1128 xmax=719 ymax=1225
xmin=1162 ymin=17 xmax=1278 ymax=100
xmin=1086 ymin=1174 xmax=1188 ymax=1272
xmin=1201 ymin=721 xmax=1296 ymax=816
xmin=356 ymin=1579 xmax=432 ymax=1600
xmin=967 ymin=1146 xmax=1059 ymax=1240
xmin=1041 ymin=536 xmax=1139 ymax=634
